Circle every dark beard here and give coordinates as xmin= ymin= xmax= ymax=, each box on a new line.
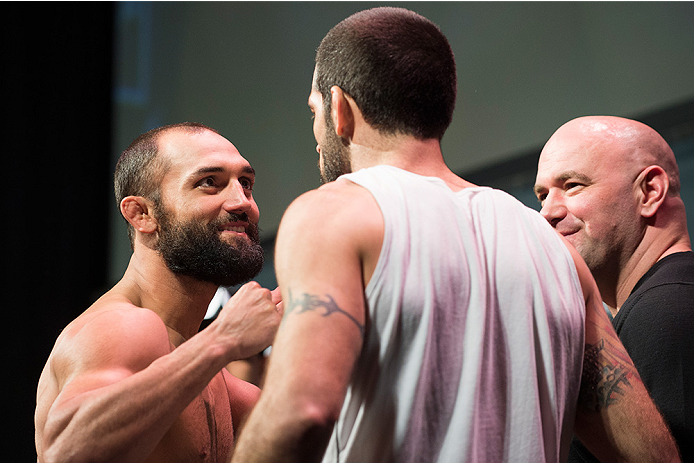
xmin=155 ymin=209 xmax=264 ymax=287
xmin=320 ymin=113 xmax=352 ymax=184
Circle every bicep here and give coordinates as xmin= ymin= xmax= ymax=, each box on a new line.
xmin=268 ymin=287 xmax=364 ymax=407
xmin=266 ymin=190 xmax=369 ymax=413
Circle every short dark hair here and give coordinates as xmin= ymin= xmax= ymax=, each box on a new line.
xmin=315 ymin=7 xmax=457 ymax=141
xmin=114 ymin=122 xmax=217 ymax=247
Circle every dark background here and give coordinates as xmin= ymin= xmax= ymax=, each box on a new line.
xmin=2 ymin=4 xmax=114 ymax=460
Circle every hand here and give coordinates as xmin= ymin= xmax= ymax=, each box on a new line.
xmin=212 ymin=281 xmax=282 ymax=361
xmin=271 ymin=286 xmax=283 ymax=315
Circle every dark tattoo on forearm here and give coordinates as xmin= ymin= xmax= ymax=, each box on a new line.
xmin=286 ymin=289 xmax=365 ymax=337
xmin=579 ymin=339 xmax=632 ymax=411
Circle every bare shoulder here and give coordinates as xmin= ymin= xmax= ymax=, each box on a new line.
xmin=46 ymin=295 xmax=171 ymax=388
xmin=35 ymin=295 xmax=172 ymax=445
xmin=277 ymin=178 xmax=383 ymax=283
xmin=286 ymin=178 xmax=379 ymax=220
xmin=279 ymin=178 xmax=382 ymax=246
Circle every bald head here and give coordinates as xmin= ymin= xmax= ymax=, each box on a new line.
xmin=535 ymin=116 xmax=690 ymax=303
xmin=543 ymin=116 xmax=680 ymax=195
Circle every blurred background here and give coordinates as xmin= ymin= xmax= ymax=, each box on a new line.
xmin=5 ymin=2 xmax=694 ymax=460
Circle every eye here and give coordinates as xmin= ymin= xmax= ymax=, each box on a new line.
xmin=239 ymin=177 xmax=254 ymax=191
xmin=533 ymin=187 xmax=547 ymax=204
xmin=565 ymin=182 xmax=584 ymax=192
xmin=197 ymin=176 xmax=218 ymax=188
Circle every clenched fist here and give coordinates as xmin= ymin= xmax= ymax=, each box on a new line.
xmin=210 ymin=281 xmax=282 ymax=362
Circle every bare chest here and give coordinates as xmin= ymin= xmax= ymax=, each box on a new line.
xmin=148 ymin=374 xmax=233 ymax=463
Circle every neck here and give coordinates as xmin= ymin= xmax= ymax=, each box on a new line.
xmin=612 ymin=208 xmax=691 ymax=310
xmin=349 ymin=135 xmax=474 ymax=191
xmin=116 ymin=245 xmax=218 ymax=342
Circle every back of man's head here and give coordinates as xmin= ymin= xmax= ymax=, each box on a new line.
xmin=315 ymin=7 xmax=456 ymax=141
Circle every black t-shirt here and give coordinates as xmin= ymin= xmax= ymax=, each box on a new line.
xmin=569 ymin=251 xmax=694 ymax=462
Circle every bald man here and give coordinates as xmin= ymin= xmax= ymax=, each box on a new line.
xmin=535 ymin=116 xmax=693 ymax=462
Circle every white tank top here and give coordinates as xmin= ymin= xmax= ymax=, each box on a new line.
xmin=323 ymin=165 xmax=585 ymax=463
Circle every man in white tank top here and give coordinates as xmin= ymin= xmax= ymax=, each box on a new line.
xmin=232 ymin=7 xmax=679 ymax=463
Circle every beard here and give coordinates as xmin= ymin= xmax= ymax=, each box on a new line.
xmin=319 ymin=114 xmax=352 ymax=184
xmin=154 ymin=206 xmax=264 ymax=287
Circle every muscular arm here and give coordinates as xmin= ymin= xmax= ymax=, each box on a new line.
xmin=231 ymin=182 xmax=379 ymax=463
xmin=38 ymin=307 xmax=226 ymax=463
xmin=37 ymin=282 xmax=280 ymax=463
xmin=566 ymin=241 xmax=680 ymax=462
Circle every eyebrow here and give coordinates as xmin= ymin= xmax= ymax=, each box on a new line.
xmin=533 ymin=170 xmax=592 ymax=194
xmin=188 ymin=165 xmax=255 ymax=180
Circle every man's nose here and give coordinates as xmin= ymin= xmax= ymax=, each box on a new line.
xmin=540 ymin=192 xmax=567 ymax=228
xmin=222 ymin=183 xmax=252 ymax=214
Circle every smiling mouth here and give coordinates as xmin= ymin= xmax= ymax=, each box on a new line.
xmin=216 ymin=221 xmax=249 ymax=239
xmin=559 ymin=229 xmax=580 ymax=239
xmin=214 ymin=212 xmax=252 ymax=237
xmin=219 ymin=225 xmax=246 ymax=233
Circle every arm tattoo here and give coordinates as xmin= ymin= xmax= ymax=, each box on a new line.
xmin=579 ymin=339 xmax=632 ymax=411
xmin=285 ymin=289 xmax=365 ymax=337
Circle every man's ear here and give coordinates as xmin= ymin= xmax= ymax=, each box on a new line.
xmin=330 ymin=85 xmax=355 ymax=140
xmin=638 ymin=165 xmax=669 ymax=218
xmin=120 ymin=196 xmax=158 ymax=234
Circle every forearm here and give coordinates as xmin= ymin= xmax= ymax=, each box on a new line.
xmin=42 ymin=328 xmax=233 ymax=463
xmin=574 ymin=383 xmax=680 ymax=462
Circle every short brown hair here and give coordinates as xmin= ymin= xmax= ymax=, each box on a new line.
xmin=315 ymin=7 xmax=457 ymax=141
